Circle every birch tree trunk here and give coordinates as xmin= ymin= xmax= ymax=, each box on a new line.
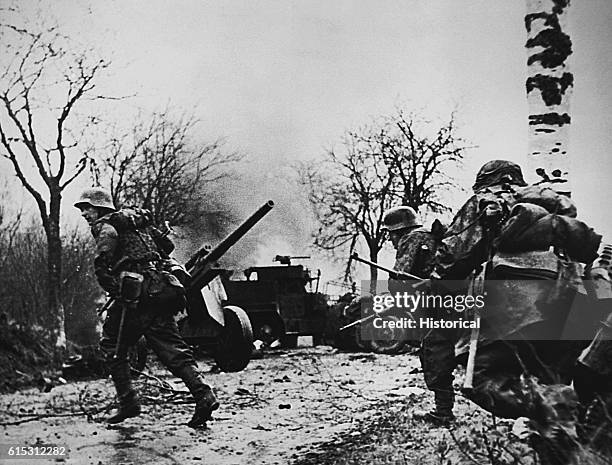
xmin=525 ymin=0 xmax=573 ymax=195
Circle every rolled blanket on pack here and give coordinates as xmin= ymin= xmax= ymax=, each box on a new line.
xmin=491 ymin=249 xmax=559 ymax=280
xmin=513 ymin=185 xmax=577 ymax=217
xmin=496 ymin=203 xmax=601 ymax=263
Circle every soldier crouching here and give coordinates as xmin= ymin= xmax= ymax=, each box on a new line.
xmin=75 ymin=188 xmax=219 ymax=427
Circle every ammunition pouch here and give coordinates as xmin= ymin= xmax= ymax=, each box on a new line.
xmin=141 ymin=267 xmax=186 ymax=315
xmin=119 ymin=271 xmax=144 ymax=303
xmin=161 ymin=257 xmax=191 ymax=286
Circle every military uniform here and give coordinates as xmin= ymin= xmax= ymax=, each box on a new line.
xmin=432 ymin=162 xmax=612 ymax=464
xmin=434 ymin=161 xmax=601 ymax=422
xmin=383 ymin=207 xmax=456 ymax=424
xmin=393 ymin=226 xmax=457 ymax=424
xmin=76 ymin=189 xmax=218 ymax=427
xmin=573 ymin=243 xmax=612 ymax=457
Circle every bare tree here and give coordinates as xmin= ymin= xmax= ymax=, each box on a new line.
xmin=0 ymin=13 xmax=109 ymax=347
xmin=301 ymin=129 xmax=397 ymax=291
xmin=381 ymin=110 xmax=466 ymax=214
xmin=0 ymin=177 xmax=99 ymax=342
xmin=94 ymin=109 xmax=242 ymax=226
xmin=301 ymin=110 xmax=467 ymax=289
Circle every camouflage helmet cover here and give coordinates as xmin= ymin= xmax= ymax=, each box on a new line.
xmin=472 ymin=160 xmax=527 ymax=193
xmin=382 ymin=206 xmax=421 ymax=231
xmin=74 ymin=187 xmax=116 ymax=211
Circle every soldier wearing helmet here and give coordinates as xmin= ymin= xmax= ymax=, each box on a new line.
xmin=415 ymin=160 xmax=532 ymax=426
xmin=74 ymin=187 xmax=117 ymax=210
xmin=382 ymin=206 xmax=457 ymax=425
xmin=74 ymin=188 xmax=116 ymax=225
xmin=75 ymin=188 xmax=219 ymax=428
xmin=435 ymin=159 xmax=575 ymax=280
xmin=433 ymin=161 xmax=603 ymax=429
xmin=472 ymin=159 xmax=527 ymax=193
xmin=382 ymin=206 xmax=435 ymax=279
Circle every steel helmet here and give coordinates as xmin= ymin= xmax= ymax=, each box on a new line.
xmin=472 ymin=160 xmax=527 ymax=193
xmin=74 ymin=188 xmax=116 ymax=211
xmin=382 ymin=206 xmax=421 ymax=232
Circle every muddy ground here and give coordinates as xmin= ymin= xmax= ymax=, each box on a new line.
xmin=0 ymin=346 xmax=529 ymax=465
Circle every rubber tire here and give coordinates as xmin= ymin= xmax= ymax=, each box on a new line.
xmin=214 ymin=306 xmax=254 ymax=372
xmin=354 ymin=325 xmax=373 ymax=352
xmin=253 ymin=314 xmax=284 ymax=345
xmin=369 ymin=314 xmax=407 ymax=355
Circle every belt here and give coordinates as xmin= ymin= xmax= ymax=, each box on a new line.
xmin=114 ymin=260 xmax=158 ymax=274
xmin=136 ymin=261 xmax=158 ymax=272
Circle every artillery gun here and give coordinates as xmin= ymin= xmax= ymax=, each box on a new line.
xmin=176 ymin=200 xmax=275 ymax=371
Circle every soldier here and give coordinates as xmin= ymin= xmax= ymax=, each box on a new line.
xmin=434 ymin=160 xmax=601 ymax=419
xmin=573 ymin=242 xmax=612 ymax=457
xmin=382 ymin=206 xmax=456 ymax=425
xmin=75 ymin=188 xmax=219 ymax=427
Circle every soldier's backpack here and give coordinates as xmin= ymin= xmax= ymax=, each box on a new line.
xmin=496 ymin=202 xmax=601 ymax=263
xmin=101 ymin=207 xmax=186 ymax=314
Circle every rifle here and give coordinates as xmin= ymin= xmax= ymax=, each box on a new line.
xmin=350 ymin=253 xmax=429 ymax=286
xmin=339 ymin=304 xmax=416 ymax=332
xmin=339 ymin=254 xmax=427 ymax=333
xmin=462 ymin=214 xmax=500 ymax=390
xmin=98 ymin=297 xmax=115 ymax=316
xmin=463 ymin=264 xmax=486 ymax=390
xmin=113 ymin=272 xmax=144 ymax=360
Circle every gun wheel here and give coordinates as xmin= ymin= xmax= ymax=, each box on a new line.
xmin=369 ymin=315 xmax=407 ymax=354
xmin=214 ymin=306 xmax=254 ymax=372
xmin=280 ymin=334 xmax=298 ymax=349
xmin=252 ymin=314 xmax=284 ymax=345
xmin=354 ymin=325 xmax=372 ymax=352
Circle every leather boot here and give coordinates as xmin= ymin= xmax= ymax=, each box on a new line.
xmin=176 ymin=365 xmax=220 ymax=428
xmin=106 ymin=362 xmax=141 ymax=424
xmin=188 ymin=387 xmax=220 ymax=428
xmin=413 ymin=389 xmax=455 ymax=426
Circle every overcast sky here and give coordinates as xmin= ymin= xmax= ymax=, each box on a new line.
xmin=4 ymin=0 xmax=612 ymax=277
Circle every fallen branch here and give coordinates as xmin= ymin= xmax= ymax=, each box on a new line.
xmin=132 ymin=369 xmax=189 ymax=394
xmin=0 ymin=411 xmax=91 ymax=426
xmin=141 ymin=394 xmax=191 ymax=405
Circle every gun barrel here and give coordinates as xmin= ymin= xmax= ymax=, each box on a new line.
xmin=186 ymin=200 xmax=274 ymax=271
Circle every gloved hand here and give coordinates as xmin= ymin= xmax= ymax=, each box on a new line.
xmin=482 ymin=201 xmax=505 ymax=226
xmin=98 ymin=273 xmax=120 ymax=298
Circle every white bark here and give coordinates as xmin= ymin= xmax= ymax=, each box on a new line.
xmin=525 ymin=0 xmax=572 ymax=195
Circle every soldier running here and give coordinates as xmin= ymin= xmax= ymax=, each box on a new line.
xmin=75 ymin=188 xmax=219 ymax=427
